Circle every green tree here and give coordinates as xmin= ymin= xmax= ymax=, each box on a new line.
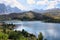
xmin=0 ymin=32 xmax=8 ymax=40
xmin=22 ymin=29 xmax=28 ymax=37
xmin=18 ymin=35 xmax=28 ymax=40
xmin=2 ymin=23 xmax=7 ymax=33
xmin=7 ymin=24 xmax=15 ymax=30
xmin=8 ymin=31 xmax=18 ymax=40
xmin=38 ymin=32 xmax=43 ymax=40
xmin=44 ymin=39 xmax=47 ymax=40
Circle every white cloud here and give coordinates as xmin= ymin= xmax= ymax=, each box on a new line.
xmin=37 ymin=0 xmax=48 ymax=5
xmin=26 ymin=0 xmax=35 ymax=5
xmin=0 ymin=0 xmax=26 ymax=10
xmin=0 ymin=0 xmax=60 ymax=10
xmin=0 ymin=0 xmax=3 ymax=3
xmin=36 ymin=0 xmax=60 ymax=10
xmin=46 ymin=0 xmax=58 ymax=9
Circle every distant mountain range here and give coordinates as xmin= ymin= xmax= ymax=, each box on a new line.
xmin=0 ymin=9 xmax=60 ymax=23
xmin=0 ymin=3 xmax=60 ymax=14
xmin=32 ymin=9 xmax=45 ymax=13
xmin=32 ymin=8 xmax=60 ymax=20
xmin=43 ymin=8 xmax=60 ymax=20
xmin=0 ymin=11 xmax=49 ymax=21
xmin=7 ymin=6 xmax=21 ymax=13
xmin=0 ymin=3 xmax=21 ymax=14
xmin=44 ymin=8 xmax=60 ymax=13
xmin=0 ymin=4 xmax=7 ymax=13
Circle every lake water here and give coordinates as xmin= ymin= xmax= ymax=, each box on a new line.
xmin=4 ymin=20 xmax=60 ymax=40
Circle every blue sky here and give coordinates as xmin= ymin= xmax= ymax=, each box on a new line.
xmin=0 ymin=0 xmax=60 ymax=11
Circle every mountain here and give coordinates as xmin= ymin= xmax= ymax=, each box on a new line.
xmin=0 ymin=4 xmax=7 ymax=14
xmin=32 ymin=8 xmax=60 ymax=14
xmin=44 ymin=8 xmax=60 ymax=13
xmin=0 ymin=11 xmax=49 ymax=21
xmin=0 ymin=3 xmax=21 ymax=14
xmin=7 ymin=6 xmax=21 ymax=13
xmin=0 ymin=7 xmax=60 ymax=22
xmin=43 ymin=8 xmax=60 ymax=19
xmin=32 ymin=9 xmax=45 ymax=13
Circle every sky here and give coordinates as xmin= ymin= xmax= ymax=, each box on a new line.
xmin=0 ymin=0 xmax=60 ymax=11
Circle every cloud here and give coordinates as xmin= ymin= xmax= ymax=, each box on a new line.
xmin=0 ymin=0 xmax=26 ymax=10
xmin=36 ymin=0 xmax=60 ymax=10
xmin=37 ymin=0 xmax=48 ymax=5
xmin=45 ymin=0 xmax=58 ymax=9
xmin=26 ymin=0 xmax=35 ymax=5
xmin=0 ymin=0 xmax=60 ymax=10
xmin=0 ymin=0 xmax=3 ymax=3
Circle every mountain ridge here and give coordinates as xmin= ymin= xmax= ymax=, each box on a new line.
xmin=0 ymin=3 xmax=21 ymax=14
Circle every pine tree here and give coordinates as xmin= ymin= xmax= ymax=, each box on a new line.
xmin=38 ymin=32 xmax=43 ymax=40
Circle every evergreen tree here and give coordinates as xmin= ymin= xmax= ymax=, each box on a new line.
xmin=2 ymin=23 xmax=7 ymax=33
xmin=38 ymin=32 xmax=43 ymax=40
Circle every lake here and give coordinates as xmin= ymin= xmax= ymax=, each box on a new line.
xmin=4 ymin=20 xmax=60 ymax=40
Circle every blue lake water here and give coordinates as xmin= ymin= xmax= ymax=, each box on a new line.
xmin=4 ymin=20 xmax=60 ymax=40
